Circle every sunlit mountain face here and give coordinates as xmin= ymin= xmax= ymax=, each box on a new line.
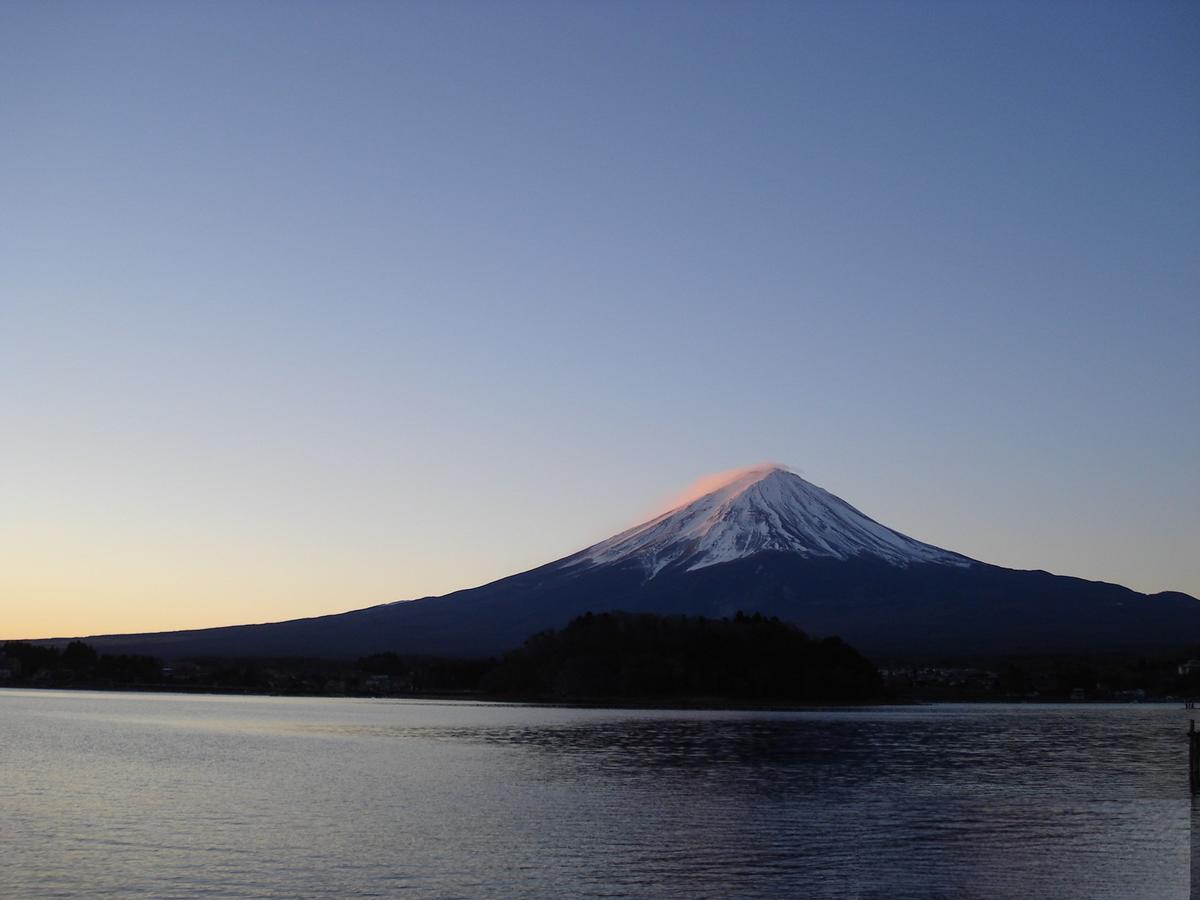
xmin=564 ymin=464 xmax=971 ymax=577
xmin=57 ymin=466 xmax=1200 ymax=661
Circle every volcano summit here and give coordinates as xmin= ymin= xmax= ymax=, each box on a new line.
xmin=572 ymin=464 xmax=970 ymax=575
xmin=53 ymin=465 xmax=1200 ymax=660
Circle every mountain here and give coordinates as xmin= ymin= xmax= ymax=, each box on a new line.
xmin=567 ymin=464 xmax=970 ymax=575
xmin=45 ymin=464 xmax=1200 ymax=660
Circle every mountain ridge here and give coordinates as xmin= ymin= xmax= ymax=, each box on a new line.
xmin=18 ymin=464 xmax=1200 ymax=660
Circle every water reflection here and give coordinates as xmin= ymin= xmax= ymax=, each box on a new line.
xmin=0 ymin=692 xmax=1190 ymax=899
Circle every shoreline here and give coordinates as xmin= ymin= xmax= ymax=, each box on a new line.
xmin=0 ymin=682 xmax=889 ymax=709
xmin=1 ymin=682 xmax=1188 ymax=711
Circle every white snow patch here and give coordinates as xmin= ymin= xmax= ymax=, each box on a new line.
xmin=562 ymin=465 xmax=971 ymax=578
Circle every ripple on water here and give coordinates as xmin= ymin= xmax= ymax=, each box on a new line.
xmin=0 ymin=692 xmax=1190 ymax=898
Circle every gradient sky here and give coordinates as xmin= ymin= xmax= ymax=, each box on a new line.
xmin=3 ymin=1 xmax=1197 ymax=639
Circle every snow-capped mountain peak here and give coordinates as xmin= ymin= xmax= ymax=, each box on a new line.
xmin=566 ymin=464 xmax=970 ymax=577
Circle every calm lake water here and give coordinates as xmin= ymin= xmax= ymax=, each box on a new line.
xmin=1 ymin=690 xmax=1193 ymax=898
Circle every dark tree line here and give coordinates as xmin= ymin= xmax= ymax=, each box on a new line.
xmin=2 ymin=640 xmax=160 ymax=685
xmin=357 ymin=652 xmax=493 ymax=691
xmin=7 ymin=625 xmax=1198 ymax=703
xmin=0 ymin=641 xmax=495 ymax=696
xmin=1 ymin=614 xmax=886 ymax=702
xmin=481 ymin=611 xmax=886 ymax=702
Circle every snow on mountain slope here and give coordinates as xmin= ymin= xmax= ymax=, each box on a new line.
xmin=565 ymin=464 xmax=971 ymax=577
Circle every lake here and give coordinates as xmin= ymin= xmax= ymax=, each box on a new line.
xmin=1 ymin=690 xmax=1193 ymax=898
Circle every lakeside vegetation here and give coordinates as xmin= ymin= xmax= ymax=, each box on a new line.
xmin=3 ymin=611 xmax=1199 ymax=704
xmin=482 ymin=611 xmax=884 ymax=702
xmin=0 ymin=612 xmax=883 ymax=703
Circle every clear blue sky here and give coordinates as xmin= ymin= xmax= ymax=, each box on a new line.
xmin=2 ymin=1 xmax=1197 ymax=636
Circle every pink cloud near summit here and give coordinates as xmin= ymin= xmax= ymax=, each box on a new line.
xmin=653 ymin=463 xmax=789 ymax=516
